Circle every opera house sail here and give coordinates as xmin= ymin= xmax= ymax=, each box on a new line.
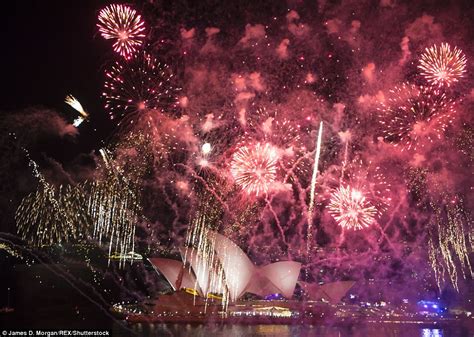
xmin=148 ymin=231 xmax=353 ymax=303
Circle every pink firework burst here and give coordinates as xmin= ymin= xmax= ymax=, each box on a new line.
xmin=245 ymin=107 xmax=310 ymax=179
xmin=97 ymin=4 xmax=146 ymax=60
xmin=102 ymin=51 xmax=180 ymax=126
xmin=230 ymin=142 xmax=279 ymax=196
xmin=345 ymin=157 xmax=391 ymax=216
xmin=328 ymin=185 xmax=378 ymax=230
xmin=418 ymin=43 xmax=467 ymax=87
xmin=378 ymin=83 xmax=456 ymax=152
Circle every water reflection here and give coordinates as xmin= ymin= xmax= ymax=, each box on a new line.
xmin=114 ymin=323 xmax=458 ymax=337
xmin=422 ymin=329 xmax=443 ymax=337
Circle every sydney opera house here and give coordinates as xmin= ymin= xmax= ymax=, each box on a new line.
xmin=148 ymin=232 xmax=354 ymax=305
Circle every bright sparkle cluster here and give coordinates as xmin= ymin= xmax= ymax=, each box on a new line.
xmin=65 ymin=95 xmax=88 ymax=127
xmin=418 ymin=43 xmax=467 ymax=87
xmin=102 ymin=52 xmax=180 ymax=126
xmin=328 ymin=185 xmax=378 ymax=230
xmin=97 ymin=4 xmax=145 ymax=60
xmin=379 ymin=83 xmax=456 ymax=151
xmin=230 ymin=142 xmax=279 ymax=196
xmin=346 ymin=158 xmax=391 ymax=216
xmin=15 ymin=160 xmax=88 ymax=247
xmin=428 ymin=196 xmax=473 ymax=291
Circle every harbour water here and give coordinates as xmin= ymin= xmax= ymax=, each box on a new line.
xmin=113 ymin=323 xmax=471 ymax=337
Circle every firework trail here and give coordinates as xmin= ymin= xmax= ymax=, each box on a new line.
xmin=85 ymin=149 xmax=143 ymax=265
xmin=379 ymin=83 xmax=456 ymax=151
xmin=16 ymin=136 xmax=148 ymax=261
xmin=428 ymin=195 xmax=473 ymax=291
xmin=306 ymin=121 xmax=323 ymax=256
xmin=16 ymin=159 xmax=89 ymax=247
xmin=65 ymin=95 xmax=89 ymax=127
xmin=338 ymin=130 xmax=352 ymax=183
xmin=230 ymin=142 xmax=279 ymax=196
xmin=328 ymin=185 xmax=378 ymax=230
xmin=418 ymin=43 xmax=467 ymax=87
xmin=102 ymin=51 xmax=181 ymax=128
xmin=184 ymin=213 xmax=229 ymax=311
xmin=97 ymin=4 xmax=145 ymax=60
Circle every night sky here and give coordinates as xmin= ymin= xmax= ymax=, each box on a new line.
xmin=1 ymin=0 xmax=473 ymax=309
xmin=2 ymin=1 xmax=114 ymax=156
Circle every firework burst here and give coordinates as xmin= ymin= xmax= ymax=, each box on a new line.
xmin=193 ymin=125 xmax=234 ymax=174
xmin=247 ymin=108 xmax=305 ymax=150
xmin=102 ymin=52 xmax=181 ymax=127
xmin=328 ymin=185 xmax=378 ymax=230
xmin=418 ymin=43 xmax=467 ymax=87
xmin=344 ymin=157 xmax=391 ymax=216
xmin=230 ymin=142 xmax=279 ymax=196
xmin=97 ymin=4 xmax=146 ymax=60
xmin=246 ymin=107 xmax=311 ymax=181
xmin=378 ymin=83 xmax=456 ymax=151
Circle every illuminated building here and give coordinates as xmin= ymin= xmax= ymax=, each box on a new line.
xmin=149 ymin=232 xmax=301 ymax=301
